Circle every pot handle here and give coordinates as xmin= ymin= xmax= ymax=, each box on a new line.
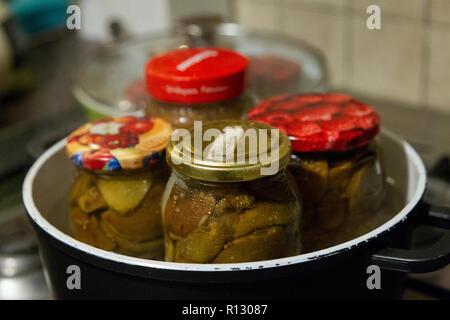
xmin=370 ymin=204 xmax=450 ymax=273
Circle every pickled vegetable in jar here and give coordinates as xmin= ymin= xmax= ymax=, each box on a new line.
xmin=248 ymin=93 xmax=385 ymax=252
xmin=66 ymin=116 xmax=172 ymax=259
xmin=145 ymin=47 xmax=255 ymax=129
xmin=162 ymin=120 xmax=302 ymax=263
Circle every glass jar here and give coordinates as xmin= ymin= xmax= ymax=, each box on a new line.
xmin=161 ymin=120 xmax=302 ymax=263
xmin=145 ymin=47 xmax=255 ymax=129
xmin=66 ymin=116 xmax=172 ymax=259
xmin=248 ymin=93 xmax=385 ymax=252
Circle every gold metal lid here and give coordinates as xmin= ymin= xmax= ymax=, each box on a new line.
xmin=166 ymin=120 xmax=291 ymax=182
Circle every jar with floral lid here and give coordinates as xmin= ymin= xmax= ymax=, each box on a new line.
xmin=161 ymin=120 xmax=302 ymax=263
xmin=145 ymin=47 xmax=256 ymax=129
xmin=66 ymin=115 xmax=172 ymax=259
xmin=248 ymin=93 xmax=385 ymax=252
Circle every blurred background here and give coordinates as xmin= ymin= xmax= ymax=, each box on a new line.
xmin=0 ymin=0 xmax=448 ymax=300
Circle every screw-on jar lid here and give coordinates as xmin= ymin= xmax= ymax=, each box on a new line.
xmin=145 ymin=47 xmax=248 ymax=104
xmin=166 ymin=120 xmax=291 ymax=182
xmin=248 ymin=93 xmax=380 ymax=152
xmin=66 ymin=116 xmax=172 ymax=171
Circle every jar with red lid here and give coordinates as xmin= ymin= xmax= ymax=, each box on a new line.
xmin=145 ymin=47 xmax=255 ymax=129
xmin=248 ymin=93 xmax=385 ymax=252
xmin=66 ymin=116 xmax=172 ymax=259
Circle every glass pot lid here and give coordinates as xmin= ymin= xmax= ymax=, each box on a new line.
xmin=74 ymin=25 xmax=327 ymax=117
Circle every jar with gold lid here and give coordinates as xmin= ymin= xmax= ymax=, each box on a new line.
xmin=161 ymin=120 xmax=302 ymax=263
xmin=248 ymin=93 xmax=385 ymax=252
xmin=66 ymin=116 xmax=172 ymax=259
xmin=145 ymin=47 xmax=256 ymax=129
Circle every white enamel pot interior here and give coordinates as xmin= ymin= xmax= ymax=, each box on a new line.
xmin=23 ymin=129 xmax=426 ymax=275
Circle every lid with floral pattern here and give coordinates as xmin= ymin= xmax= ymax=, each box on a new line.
xmin=66 ymin=116 xmax=172 ymax=171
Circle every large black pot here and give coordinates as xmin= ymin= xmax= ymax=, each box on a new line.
xmin=22 ymin=130 xmax=449 ymax=299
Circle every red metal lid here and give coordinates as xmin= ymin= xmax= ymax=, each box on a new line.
xmin=66 ymin=116 xmax=172 ymax=171
xmin=248 ymin=93 xmax=380 ymax=152
xmin=145 ymin=47 xmax=248 ymax=104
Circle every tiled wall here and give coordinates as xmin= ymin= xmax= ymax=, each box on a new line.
xmin=232 ymin=0 xmax=450 ymax=114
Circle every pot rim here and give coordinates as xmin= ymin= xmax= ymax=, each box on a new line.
xmin=22 ymin=128 xmax=426 ymax=272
